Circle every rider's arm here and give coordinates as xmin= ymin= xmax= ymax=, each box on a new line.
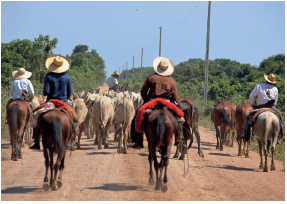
xmin=43 ymin=74 xmax=50 ymax=96
xmin=27 ymin=80 xmax=35 ymax=98
xmin=171 ymin=80 xmax=178 ymax=102
xmin=66 ymin=75 xmax=72 ymax=100
xmin=249 ymin=84 xmax=260 ymax=106
xmin=140 ymin=77 xmax=150 ymax=102
xmin=10 ymin=80 xmax=14 ymax=96
xmin=274 ymin=87 xmax=278 ymax=106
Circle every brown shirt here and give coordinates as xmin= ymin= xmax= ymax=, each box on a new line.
xmin=140 ymin=73 xmax=178 ymax=103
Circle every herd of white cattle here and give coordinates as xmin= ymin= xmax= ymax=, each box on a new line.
xmin=24 ymin=90 xmax=144 ymax=154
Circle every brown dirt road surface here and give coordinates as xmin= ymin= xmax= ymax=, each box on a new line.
xmin=1 ymin=126 xmax=285 ymax=201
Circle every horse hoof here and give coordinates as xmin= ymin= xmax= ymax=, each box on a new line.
xmin=18 ymin=155 xmax=22 ymax=159
xmin=149 ymin=178 xmax=155 ymax=185
xmin=173 ymin=154 xmax=179 ymax=158
xmin=220 ymin=148 xmax=223 ymax=151
xmin=263 ymin=165 xmax=268 ymax=172
xmin=237 ymin=153 xmax=242 ymax=156
xmin=13 ymin=157 xmax=18 ymax=161
xmin=117 ymin=148 xmax=121 ymax=153
xmin=155 ymin=185 xmax=161 ymax=191
xmin=104 ymin=144 xmax=109 ymax=149
xmin=57 ymin=180 xmax=63 ymax=189
xmin=179 ymin=155 xmax=184 ymax=160
xmin=245 ymin=154 xmax=249 ymax=158
xmin=216 ymin=146 xmax=219 ymax=149
xmin=43 ymin=182 xmax=50 ymax=191
xmin=161 ymin=183 xmax=168 ymax=192
xmin=98 ymin=145 xmax=102 ymax=149
xmin=270 ymin=165 xmax=276 ymax=171
xmin=199 ymin=152 xmax=204 ymax=158
xmin=123 ymin=150 xmax=127 ymax=154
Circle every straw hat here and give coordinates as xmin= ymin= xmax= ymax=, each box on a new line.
xmin=12 ymin=68 xmax=32 ymax=80
xmin=45 ymin=55 xmax=71 ymax=73
xmin=111 ymin=71 xmax=121 ymax=77
xmin=153 ymin=57 xmax=174 ymax=76
xmin=264 ymin=73 xmax=278 ymax=84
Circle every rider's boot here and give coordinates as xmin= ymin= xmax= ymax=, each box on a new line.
xmin=29 ymin=127 xmax=40 ymax=150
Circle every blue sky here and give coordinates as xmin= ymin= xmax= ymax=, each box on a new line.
xmin=1 ymin=1 xmax=285 ymax=79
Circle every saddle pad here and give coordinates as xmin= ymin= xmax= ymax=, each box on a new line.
xmin=135 ymin=98 xmax=184 ymax=133
xmin=34 ymin=99 xmax=78 ymax=122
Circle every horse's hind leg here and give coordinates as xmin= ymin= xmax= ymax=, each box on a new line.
xmin=257 ymin=138 xmax=263 ymax=169
xmin=148 ymin=154 xmax=155 ymax=185
xmin=270 ymin=140 xmax=276 ymax=171
xmin=52 ymin=153 xmax=63 ymax=190
xmin=161 ymin=147 xmax=170 ymax=192
xmin=49 ymin=148 xmax=54 ymax=187
xmin=173 ymin=145 xmax=180 ymax=158
xmin=262 ymin=140 xmax=269 ymax=172
xmin=57 ymin=154 xmax=66 ymax=189
xmin=193 ymin=126 xmax=204 ymax=158
xmin=43 ymin=147 xmax=50 ymax=191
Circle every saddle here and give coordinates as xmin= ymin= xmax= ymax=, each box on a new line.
xmin=135 ymin=98 xmax=185 ymax=133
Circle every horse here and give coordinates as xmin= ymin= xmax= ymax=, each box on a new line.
xmin=37 ymin=109 xmax=72 ymax=190
xmin=119 ymin=83 xmax=129 ymax=92
xmin=132 ymin=109 xmax=175 ymax=192
xmin=235 ymin=101 xmax=253 ymax=157
xmin=253 ymin=110 xmax=280 ymax=172
xmin=211 ymin=101 xmax=232 ymax=151
xmin=222 ymin=100 xmax=237 ymax=147
xmin=174 ymin=97 xmax=204 ymax=159
xmin=7 ymin=100 xmax=30 ymax=161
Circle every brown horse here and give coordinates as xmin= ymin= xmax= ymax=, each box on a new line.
xmin=235 ymin=101 xmax=253 ymax=157
xmin=132 ymin=109 xmax=175 ymax=192
xmin=7 ymin=100 xmax=30 ymax=161
xmin=222 ymin=100 xmax=237 ymax=147
xmin=174 ymin=97 xmax=204 ymax=159
xmin=37 ymin=109 xmax=72 ymax=191
xmin=119 ymin=83 xmax=129 ymax=92
xmin=211 ymin=101 xmax=232 ymax=151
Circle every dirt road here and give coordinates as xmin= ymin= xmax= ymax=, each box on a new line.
xmin=1 ymin=126 xmax=285 ymax=201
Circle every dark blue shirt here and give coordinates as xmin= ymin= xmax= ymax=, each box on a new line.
xmin=43 ymin=72 xmax=72 ymax=104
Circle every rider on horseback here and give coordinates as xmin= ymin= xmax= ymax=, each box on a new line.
xmin=109 ymin=71 xmax=121 ymax=93
xmin=243 ymin=73 xmax=284 ymax=143
xmin=30 ymin=55 xmax=75 ymax=150
xmin=132 ymin=56 xmax=183 ymax=148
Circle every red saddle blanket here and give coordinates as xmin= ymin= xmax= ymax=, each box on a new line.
xmin=34 ymin=99 xmax=78 ymax=122
xmin=135 ymin=98 xmax=184 ymax=133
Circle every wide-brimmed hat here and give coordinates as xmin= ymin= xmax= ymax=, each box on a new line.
xmin=45 ymin=55 xmax=71 ymax=73
xmin=153 ymin=57 xmax=174 ymax=76
xmin=12 ymin=68 xmax=32 ymax=80
xmin=111 ymin=71 xmax=121 ymax=77
xmin=264 ymin=73 xmax=278 ymax=84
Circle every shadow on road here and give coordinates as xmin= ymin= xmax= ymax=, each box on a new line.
xmin=207 ymin=165 xmax=255 ymax=172
xmin=201 ymin=142 xmax=216 ymax=147
xmin=88 ymin=183 xmax=148 ymax=191
xmin=209 ymin=152 xmax=235 ymax=157
xmin=1 ymin=186 xmax=40 ymax=194
xmin=190 ymin=146 xmax=210 ymax=150
xmin=1 ymin=144 xmax=10 ymax=149
xmin=86 ymin=152 xmax=111 ymax=155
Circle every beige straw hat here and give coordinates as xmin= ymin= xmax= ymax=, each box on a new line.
xmin=111 ymin=71 xmax=121 ymax=77
xmin=153 ymin=57 xmax=174 ymax=76
xmin=264 ymin=73 xmax=278 ymax=84
xmin=12 ymin=68 xmax=32 ymax=79
xmin=45 ymin=55 xmax=71 ymax=73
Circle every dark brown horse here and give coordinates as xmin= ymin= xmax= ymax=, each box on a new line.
xmin=235 ymin=101 xmax=253 ymax=157
xmin=132 ymin=109 xmax=175 ymax=192
xmin=119 ymin=83 xmax=129 ymax=92
xmin=222 ymin=99 xmax=237 ymax=147
xmin=174 ymin=97 xmax=204 ymax=159
xmin=211 ymin=101 xmax=232 ymax=151
xmin=37 ymin=109 xmax=72 ymax=191
xmin=7 ymin=100 xmax=30 ymax=161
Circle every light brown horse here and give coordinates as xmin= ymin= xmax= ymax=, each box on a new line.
xmin=131 ymin=108 xmax=175 ymax=192
xmin=7 ymin=100 xmax=30 ymax=161
xmin=222 ymin=99 xmax=237 ymax=147
xmin=38 ymin=109 xmax=72 ymax=191
xmin=211 ymin=101 xmax=232 ymax=151
xmin=174 ymin=97 xmax=204 ymax=159
xmin=235 ymin=101 xmax=253 ymax=157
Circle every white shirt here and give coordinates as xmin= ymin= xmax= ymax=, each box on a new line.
xmin=249 ymin=82 xmax=278 ymax=106
xmin=109 ymin=77 xmax=118 ymax=88
xmin=10 ymin=79 xmax=35 ymax=100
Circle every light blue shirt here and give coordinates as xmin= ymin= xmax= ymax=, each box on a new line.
xmin=10 ymin=79 xmax=34 ymax=100
xmin=109 ymin=77 xmax=119 ymax=88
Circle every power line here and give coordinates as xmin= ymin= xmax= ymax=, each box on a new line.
xmin=144 ymin=31 xmax=160 ymax=50
xmin=163 ymin=1 xmax=200 ymax=32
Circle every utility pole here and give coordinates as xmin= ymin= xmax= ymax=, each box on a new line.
xmin=122 ymin=65 xmax=124 ymax=83
xmin=204 ymin=1 xmax=211 ymax=104
xmin=141 ymin=47 xmax=143 ymax=80
xmin=133 ymin=56 xmax=134 ymax=78
xmin=126 ymin=61 xmax=128 ymax=81
xmin=159 ymin=27 xmax=162 ymax=57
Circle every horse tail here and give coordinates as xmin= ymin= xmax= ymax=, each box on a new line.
xmin=153 ymin=113 xmax=166 ymax=148
xmin=264 ymin=114 xmax=273 ymax=143
xmin=10 ymin=104 xmax=19 ymax=131
xmin=220 ymin=109 xmax=232 ymax=126
xmin=51 ymin=118 xmax=63 ymax=154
